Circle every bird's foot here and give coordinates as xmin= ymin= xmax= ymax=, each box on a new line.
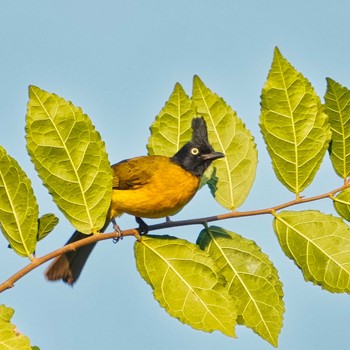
xmin=111 ymin=218 xmax=123 ymax=243
xmin=135 ymin=217 xmax=149 ymax=235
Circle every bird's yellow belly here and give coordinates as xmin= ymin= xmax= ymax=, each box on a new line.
xmin=110 ymin=167 xmax=199 ymax=219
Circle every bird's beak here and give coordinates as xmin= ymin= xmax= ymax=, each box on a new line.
xmin=202 ymin=151 xmax=225 ymax=161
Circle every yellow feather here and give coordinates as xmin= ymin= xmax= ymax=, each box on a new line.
xmin=109 ymin=156 xmax=200 ymax=219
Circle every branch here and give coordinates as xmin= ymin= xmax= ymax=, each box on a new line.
xmin=0 ymin=229 xmax=138 ymax=293
xmin=0 ymin=183 xmax=347 ymax=293
xmin=146 ymin=183 xmax=349 ymax=230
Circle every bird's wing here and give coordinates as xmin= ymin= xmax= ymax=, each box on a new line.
xmin=111 ymin=156 xmax=160 ymax=190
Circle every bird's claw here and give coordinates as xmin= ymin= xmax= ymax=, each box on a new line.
xmin=135 ymin=217 xmax=149 ymax=235
xmin=111 ymin=218 xmax=123 ymax=243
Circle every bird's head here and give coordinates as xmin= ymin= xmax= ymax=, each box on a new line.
xmin=170 ymin=117 xmax=224 ymax=177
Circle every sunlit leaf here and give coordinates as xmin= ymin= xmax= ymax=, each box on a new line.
xmin=0 ymin=146 xmax=38 ymax=257
xmin=324 ymin=78 xmax=350 ymax=179
xmin=274 ymin=210 xmax=350 ymax=293
xmin=197 ymin=226 xmax=284 ymax=347
xmin=147 ymin=83 xmax=194 ymax=156
xmin=37 ymin=213 xmax=59 ymax=241
xmin=192 ymin=75 xmax=258 ymax=209
xmin=260 ymin=47 xmax=331 ymax=196
xmin=333 ymin=188 xmax=350 ymax=221
xmin=0 ymin=304 xmax=34 ymax=350
xmin=134 ymin=235 xmax=237 ymax=337
xmin=26 ymin=86 xmax=112 ymax=234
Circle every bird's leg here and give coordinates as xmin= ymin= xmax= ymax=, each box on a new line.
xmin=111 ymin=218 xmax=123 ymax=243
xmin=135 ymin=217 xmax=149 ymax=235
xmin=165 ymin=216 xmax=171 ymax=222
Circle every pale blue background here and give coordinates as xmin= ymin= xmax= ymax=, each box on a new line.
xmin=1 ymin=1 xmax=349 ymax=349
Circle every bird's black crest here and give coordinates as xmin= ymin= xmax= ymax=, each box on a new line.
xmin=191 ymin=117 xmax=210 ymax=148
xmin=170 ymin=116 xmax=224 ymax=177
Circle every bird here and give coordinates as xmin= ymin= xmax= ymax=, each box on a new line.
xmin=45 ymin=117 xmax=224 ymax=285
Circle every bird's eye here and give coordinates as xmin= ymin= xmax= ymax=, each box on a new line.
xmin=191 ymin=147 xmax=200 ymax=155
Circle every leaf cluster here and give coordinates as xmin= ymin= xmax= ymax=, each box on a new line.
xmin=1 ymin=47 xmax=350 ymax=348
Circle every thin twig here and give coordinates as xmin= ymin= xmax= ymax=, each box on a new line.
xmin=0 ymin=183 xmax=347 ymax=293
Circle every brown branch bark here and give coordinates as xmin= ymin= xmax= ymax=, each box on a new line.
xmin=0 ymin=183 xmax=347 ymax=293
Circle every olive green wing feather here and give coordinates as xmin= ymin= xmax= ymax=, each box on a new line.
xmin=112 ymin=156 xmax=156 ymax=189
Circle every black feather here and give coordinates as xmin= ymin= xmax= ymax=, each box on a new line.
xmin=170 ymin=117 xmax=224 ymax=177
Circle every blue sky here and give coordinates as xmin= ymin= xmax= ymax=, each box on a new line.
xmin=1 ymin=1 xmax=350 ymax=349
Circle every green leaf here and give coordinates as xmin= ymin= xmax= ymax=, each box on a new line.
xmin=0 ymin=304 xmax=34 ymax=350
xmin=192 ymin=75 xmax=258 ymax=209
xmin=147 ymin=83 xmax=194 ymax=156
xmin=26 ymin=86 xmax=112 ymax=234
xmin=273 ymin=210 xmax=350 ymax=293
xmin=197 ymin=226 xmax=284 ymax=347
xmin=333 ymin=188 xmax=350 ymax=221
xmin=37 ymin=213 xmax=59 ymax=241
xmin=324 ymin=78 xmax=350 ymax=179
xmin=134 ymin=235 xmax=237 ymax=337
xmin=0 ymin=146 xmax=38 ymax=257
xmin=260 ymin=47 xmax=331 ymax=195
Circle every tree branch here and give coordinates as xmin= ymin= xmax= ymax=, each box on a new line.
xmin=0 ymin=183 xmax=347 ymax=293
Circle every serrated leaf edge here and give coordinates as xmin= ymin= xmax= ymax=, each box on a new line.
xmin=28 ymin=86 xmax=100 ymax=231
xmin=204 ymin=228 xmax=278 ymax=345
xmin=140 ymin=237 xmax=233 ymax=335
xmin=0 ymin=147 xmax=37 ymax=257
xmin=275 ymin=213 xmax=349 ymax=280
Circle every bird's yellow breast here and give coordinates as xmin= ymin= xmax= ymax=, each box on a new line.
xmin=109 ymin=156 xmax=200 ymax=219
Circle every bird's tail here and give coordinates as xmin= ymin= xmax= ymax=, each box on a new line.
xmin=45 ymin=220 xmax=110 ymax=285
